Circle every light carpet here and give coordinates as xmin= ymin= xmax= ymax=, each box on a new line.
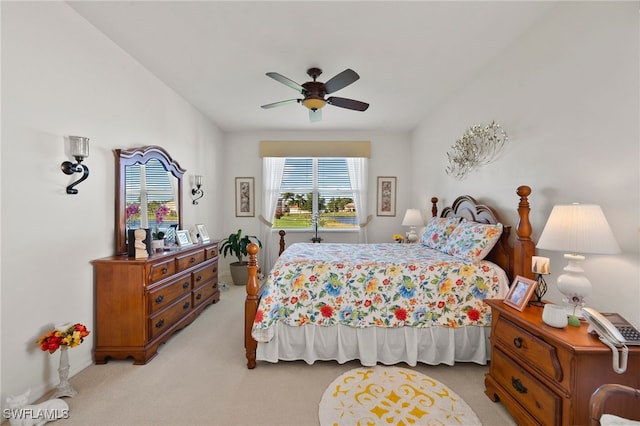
xmin=319 ymin=366 xmax=481 ymax=426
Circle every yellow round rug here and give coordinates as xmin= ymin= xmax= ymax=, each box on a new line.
xmin=319 ymin=366 xmax=481 ymax=426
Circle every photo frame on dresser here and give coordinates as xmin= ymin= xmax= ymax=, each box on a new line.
xmin=196 ymin=224 xmax=210 ymax=243
xmin=503 ymin=275 xmax=537 ymax=311
xmin=176 ymin=229 xmax=193 ymax=247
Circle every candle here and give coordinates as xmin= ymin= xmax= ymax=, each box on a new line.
xmin=531 ymin=256 xmax=550 ymax=274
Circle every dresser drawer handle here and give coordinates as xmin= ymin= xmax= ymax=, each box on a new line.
xmin=155 ymin=319 xmax=165 ymax=328
xmin=190 ymin=257 xmax=196 ymax=263
xmin=196 ymin=275 xmax=202 ymax=282
xmin=161 ymin=267 xmax=168 ymax=275
xmin=183 ymin=282 xmax=190 ymax=289
xmin=511 ymin=377 xmax=527 ymax=394
xmin=155 ymin=295 xmax=164 ymax=304
xmin=196 ymin=293 xmax=202 ymax=300
xmin=513 ymin=337 xmax=523 ymax=349
xmin=212 ymin=267 xmax=218 ymax=273
xmin=183 ymin=301 xmax=190 ymax=309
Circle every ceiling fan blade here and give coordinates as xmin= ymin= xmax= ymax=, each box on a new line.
xmin=261 ymin=99 xmax=300 ymax=109
xmin=327 ymin=96 xmax=369 ymax=111
xmin=309 ymin=108 xmax=322 ymax=123
xmin=266 ymin=72 xmax=304 ymax=93
xmin=324 ymin=69 xmax=360 ymax=94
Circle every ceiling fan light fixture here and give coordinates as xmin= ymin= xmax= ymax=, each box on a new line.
xmin=302 ymin=97 xmax=326 ymax=110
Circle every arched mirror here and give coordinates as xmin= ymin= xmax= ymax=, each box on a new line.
xmin=114 ymin=146 xmax=185 ymax=255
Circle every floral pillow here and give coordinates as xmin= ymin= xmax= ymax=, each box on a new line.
xmin=420 ymin=216 xmax=461 ymax=250
xmin=443 ymin=219 xmax=503 ymax=262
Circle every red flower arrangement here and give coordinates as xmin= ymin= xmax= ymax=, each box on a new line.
xmin=37 ymin=323 xmax=90 ymax=354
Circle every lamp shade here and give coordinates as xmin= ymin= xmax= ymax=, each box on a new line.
xmin=402 ymin=209 xmax=424 ymax=227
xmin=537 ymin=204 xmax=620 ymax=255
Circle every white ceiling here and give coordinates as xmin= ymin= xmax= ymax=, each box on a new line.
xmin=68 ymin=1 xmax=556 ymax=133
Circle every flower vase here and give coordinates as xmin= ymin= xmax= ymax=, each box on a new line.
xmin=53 ymin=346 xmax=77 ymax=398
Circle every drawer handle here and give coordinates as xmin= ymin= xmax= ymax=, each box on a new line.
xmin=155 ymin=319 xmax=165 ymax=329
xmin=162 ymin=267 xmax=168 ymax=274
xmin=196 ymin=275 xmax=202 ymax=282
xmin=513 ymin=337 xmax=523 ymax=349
xmin=212 ymin=267 xmax=218 ymax=273
xmin=183 ymin=301 xmax=190 ymax=309
xmin=183 ymin=282 xmax=190 ymax=289
xmin=190 ymin=257 xmax=196 ymax=263
xmin=196 ymin=293 xmax=202 ymax=300
xmin=155 ymin=295 xmax=164 ymax=304
xmin=511 ymin=377 xmax=527 ymax=394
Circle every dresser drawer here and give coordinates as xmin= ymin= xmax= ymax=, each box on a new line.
xmin=491 ymin=348 xmax=562 ymax=426
xmin=149 ymin=294 xmax=192 ymax=340
xmin=193 ymin=281 xmax=218 ymax=308
xmin=148 ymin=272 xmax=191 ymax=314
xmin=494 ymin=315 xmax=564 ymax=383
xmin=192 ymin=262 xmax=218 ymax=287
xmin=149 ymin=259 xmax=176 ymax=283
xmin=205 ymin=245 xmax=218 ymax=259
xmin=176 ymin=250 xmax=205 ymax=272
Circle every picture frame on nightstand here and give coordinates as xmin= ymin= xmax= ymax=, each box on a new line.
xmin=504 ymin=275 xmax=537 ymax=311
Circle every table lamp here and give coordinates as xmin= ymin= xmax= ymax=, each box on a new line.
xmin=536 ymin=203 xmax=620 ymax=317
xmin=402 ymin=208 xmax=424 ymax=243
xmin=531 ymin=255 xmax=550 ymax=305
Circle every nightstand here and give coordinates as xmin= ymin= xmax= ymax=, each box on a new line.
xmin=484 ymin=299 xmax=640 ymax=425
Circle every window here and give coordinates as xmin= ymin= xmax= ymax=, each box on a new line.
xmin=273 ymin=158 xmax=358 ymax=230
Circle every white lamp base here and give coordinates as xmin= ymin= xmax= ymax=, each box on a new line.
xmin=557 ymin=253 xmax=590 ymax=317
xmin=406 ymin=227 xmax=418 ymax=243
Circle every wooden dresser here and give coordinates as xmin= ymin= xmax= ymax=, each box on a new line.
xmin=485 ymin=299 xmax=640 ymax=425
xmin=92 ymin=241 xmax=219 ymax=364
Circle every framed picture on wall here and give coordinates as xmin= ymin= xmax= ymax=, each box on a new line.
xmin=503 ymin=275 xmax=538 ymax=311
xmin=235 ymin=177 xmax=255 ymax=217
xmin=376 ymin=176 xmax=397 ymax=217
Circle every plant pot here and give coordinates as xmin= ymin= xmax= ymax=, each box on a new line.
xmin=151 ymin=239 xmax=165 ymax=251
xmin=230 ymin=261 xmax=249 ymax=286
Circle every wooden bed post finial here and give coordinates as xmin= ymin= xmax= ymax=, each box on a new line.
xmin=514 ymin=185 xmax=535 ymax=279
xmin=431 ymin=197 xmax=438 ymax=218
xmin=245 ymin=243 xmax=260 ymax=369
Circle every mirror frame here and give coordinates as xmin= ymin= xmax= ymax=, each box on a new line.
xmin=114 ymin=145 xmax=186 ymax=255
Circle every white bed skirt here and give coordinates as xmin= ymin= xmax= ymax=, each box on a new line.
xmin=256 ymin=323 xmax=491 ymax=367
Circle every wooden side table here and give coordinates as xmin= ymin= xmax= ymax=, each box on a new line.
xmin=484 ymin=299 xmax=640 ymax=425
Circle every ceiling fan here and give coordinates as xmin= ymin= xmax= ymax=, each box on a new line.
xmin=261 ymin=67 xmax=369 ymax=122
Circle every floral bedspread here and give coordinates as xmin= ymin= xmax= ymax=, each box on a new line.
xmin=252 ymin=243 xmax=508 ymax=343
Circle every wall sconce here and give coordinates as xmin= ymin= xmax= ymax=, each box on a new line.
xmin=61 ymin=136 xmax=90 ymax=194
xmin=191 ymin=175 xmax=204 ymax=205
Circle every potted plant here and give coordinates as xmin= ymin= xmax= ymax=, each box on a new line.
xmin=220 ymin=229 xmax=262 ymax=285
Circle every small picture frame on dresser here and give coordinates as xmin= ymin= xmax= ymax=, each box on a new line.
xmin=503 ymin=275 xmax=537 ymax=311
xmin=195 ymin=224 xmax=210 ymax=243
xmin=176 ymin=230 xmax=193 ymax=247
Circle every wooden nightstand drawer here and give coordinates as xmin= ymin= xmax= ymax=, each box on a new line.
xmin=491 ymin=347 xmax=562 ymax=426
xmin=494 ymin=315 xmax=564 ymax=383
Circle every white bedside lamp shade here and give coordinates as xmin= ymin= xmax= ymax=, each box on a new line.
xmin=402 ymin=208 xmax=424 ymax=243
xmin=537 ymin=203 xmax=620 ymax=315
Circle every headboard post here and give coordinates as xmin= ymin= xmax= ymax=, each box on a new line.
xmin=513 ymin=185 xmax=535 ymax=279
xmin=431 ymin=197 xmax=438 ymax=218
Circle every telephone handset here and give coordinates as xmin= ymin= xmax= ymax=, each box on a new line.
xmin=582 ymin=307 xmax=640 ymax=374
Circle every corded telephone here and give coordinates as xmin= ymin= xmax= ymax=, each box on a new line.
xmin=582 ymin=307 xmax=640 ymax=374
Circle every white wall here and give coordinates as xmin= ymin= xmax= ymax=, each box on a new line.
xmin=410 ymin=2 xmax=640 ymax=323
xmin=1 ymin=2 xmax=224 ymax=406
xmin=219 ymin=131 xmax=413 ymax=279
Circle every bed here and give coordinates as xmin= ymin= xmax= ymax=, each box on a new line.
xmin=244 ymin=185 xmax=535 ymax=369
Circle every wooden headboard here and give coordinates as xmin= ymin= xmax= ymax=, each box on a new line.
xmin=436 ymin=185 xmax=534 ymax=281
